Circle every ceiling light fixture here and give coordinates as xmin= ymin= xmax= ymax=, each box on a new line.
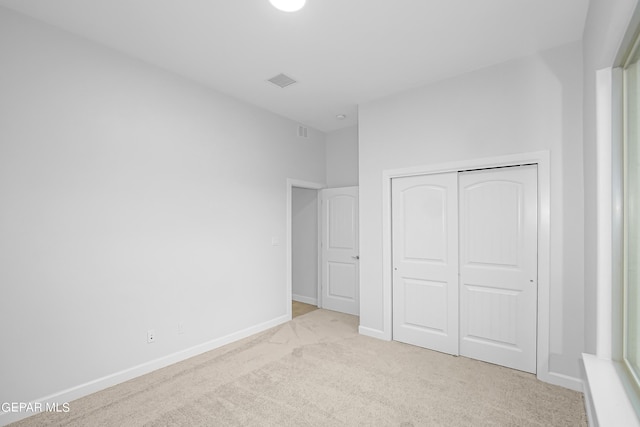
xmin=269 ymin=0 xmax=306 ymax=12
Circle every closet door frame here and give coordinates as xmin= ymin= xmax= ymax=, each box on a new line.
xmin=379 ymin=151 xmax=565 ymax=389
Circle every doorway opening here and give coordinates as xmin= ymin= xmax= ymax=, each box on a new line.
xmin=292 ymin=186 xmax=320 ymax=318
xmin=286 ymin=179 xmax=324 ymax=320
xmin=286 ymin=179 xmax=361 ymax=320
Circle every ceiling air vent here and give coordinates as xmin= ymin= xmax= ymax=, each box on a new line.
xmin=297 ymin=125 xmax=308 ymax=138
xmin=268 ymin=73 xmax=297 ymax=88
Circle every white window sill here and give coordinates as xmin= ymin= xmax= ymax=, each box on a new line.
xmin=582 ymin=353 xmax=640 ymax=426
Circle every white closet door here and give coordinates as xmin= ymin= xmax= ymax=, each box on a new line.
xmin=392 ymin=172 xmax=459 ymax=355
xmin=458 ymin=165 xmax=538 ymax=373
xmin=321 ymin=187 xmax=359 ymax=315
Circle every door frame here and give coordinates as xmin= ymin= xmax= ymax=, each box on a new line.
xmin=381 ymin=151 xmax=569 ymax=389
xmin=286 ymin=179 xmax=325 ymax=320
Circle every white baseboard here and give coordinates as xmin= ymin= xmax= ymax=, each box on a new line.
xmin=356 ymin=326 xmax=585 ymax=393
xmin=0 ymin=314 xmax=290 ymax=427
xmin=358 ymin=325 xmax=390 ymax=341
xmin=537 ymin=370 xmax=584 ymax=392
xmin=292 ymin=294 xmax=317 ymax=306
xmin=580 ymin=358 xmax=597 ymax=427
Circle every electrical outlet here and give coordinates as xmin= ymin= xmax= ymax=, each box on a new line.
xmin=177 ymin=322 xmax=185 ymax=335
xmin=147 ymin=329 xmax=155 ymax=343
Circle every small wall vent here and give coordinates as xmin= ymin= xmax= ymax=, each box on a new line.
xmin=268 ymin=73 xmax=297 ymax=88
xmin=297 ymin=125 xmax=308 ymax=138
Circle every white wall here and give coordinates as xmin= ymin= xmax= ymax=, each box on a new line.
xmin=292 ymin=187 xmax=318 ymax=304
xmin=582 ymin=0 xmax=638 ymax=355
xmin=0 ymin=6 xmax=325 ymax=413
xmin=326 ymin=125 xmax=359 ymax=187
xmin=359 ymin=42 xmax=584 ymax=381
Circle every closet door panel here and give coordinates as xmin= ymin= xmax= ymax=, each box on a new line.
xmin=392 ymin=172 xmax=459 ymax=355
xmin=458 ymin=165 xmax=538 ymax=373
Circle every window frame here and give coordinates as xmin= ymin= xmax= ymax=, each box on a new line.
xmin=612 ymin=16 xmax=640 ymax=414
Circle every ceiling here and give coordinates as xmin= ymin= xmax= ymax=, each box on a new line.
xmin=0 ymin=0 xmax=589 ymax=132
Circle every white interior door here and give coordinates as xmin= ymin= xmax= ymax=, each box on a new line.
xmin=391 ymin=165 xmax=538 ymax=373
xmin=458 ymin=165 xmax=538 ymax=373
xmin=392 ymin=172 xmax=459 ymax=355
xmin=320 ymin=187 xmax=359 ymax=315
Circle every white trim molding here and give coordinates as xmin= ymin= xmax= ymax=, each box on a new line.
xmin=286 ymin=178 xmax=325 ymax=320
xmin=358 ymin=326 xmax=388 ymax=341
xmin=379 ymin=151 xmax=568 ymax=387
xmin=0 ymin=314 xmax=289 ymax=427
xmin=292 ymin=294 xmax=318 ymax=306
xmin=582 ymin=354 xmax=640 ymax=426
xmin=582 ymin=66 xmax=639 ymax=426
xmin=596 ymin=67 xmax=615 ymax=360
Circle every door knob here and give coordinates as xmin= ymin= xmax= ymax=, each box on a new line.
xmin=352 ymin=255 xmax=360 ymax=260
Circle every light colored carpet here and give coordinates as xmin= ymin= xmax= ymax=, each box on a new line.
xmin=292 ymin=300 xmax=318 ymax=318
xmin=12 ymin=309 xmax=586 ymax=426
